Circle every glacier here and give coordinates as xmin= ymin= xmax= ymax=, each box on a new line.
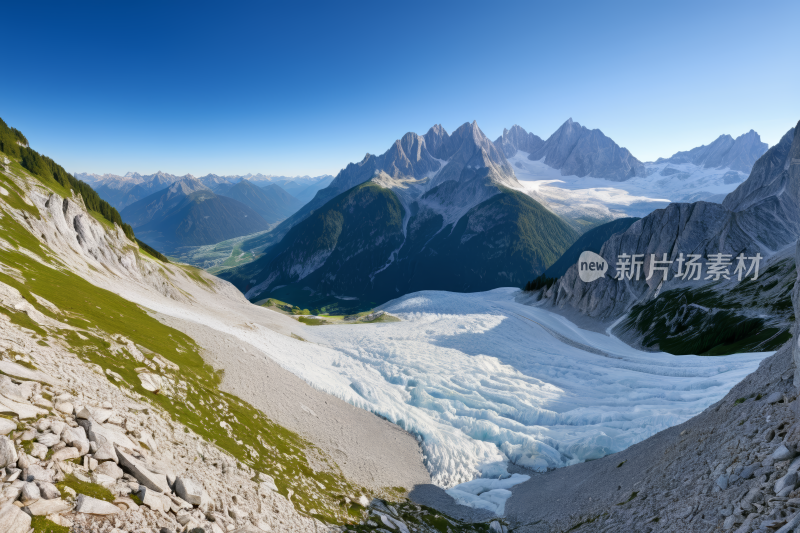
xmin=122 ymin=285 xmax=770 ymax=515
xmin=509 ymin=151 xmax=750 ymax=220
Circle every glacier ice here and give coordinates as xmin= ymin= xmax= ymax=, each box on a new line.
xmin=127 ymin=285 xmax=770 ymax=515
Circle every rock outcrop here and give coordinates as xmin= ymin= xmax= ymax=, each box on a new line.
xmin=536 ymin=120 xmax=800 ymax=325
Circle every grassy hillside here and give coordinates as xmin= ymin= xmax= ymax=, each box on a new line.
xmin=222 ymin=184 xmax=579 ymax=314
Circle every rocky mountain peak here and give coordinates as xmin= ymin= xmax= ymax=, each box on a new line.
xmin=528 ymin=118 xmax=645 ymax=181
xmin=656 ymin=129 xmax=768 ymax=173
xmin=494 ymin=124 xmax=545 ymax=158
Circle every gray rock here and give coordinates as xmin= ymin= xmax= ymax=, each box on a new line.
xmin=773 ymin=444 xmax=795 ymax=461
xmin=717 ymin=474 xmax=730 ymax=490
xmin=775 ymin=472 xmax=798 ymax=494
xmin=35 ymin=481 xmax=60 ymax=500
xmin=75 ymin=494 xmax=120 ymax=515
xmin=0 ymin=436 xmax=18 ymax=468
xmin=0 ymin=501 xmax=32 ymax=533
xmin=741 ymin=464 xmax=758 ymax=480
xmin=765 ymin=391 xmax=784 ymax=404
xmin=138 ymin=486 xmax=165 ymax=512
xmin=61 ymin=426 xmax=90 ymax=455
xmin=175 ymin=477 xmax=204 ymax=505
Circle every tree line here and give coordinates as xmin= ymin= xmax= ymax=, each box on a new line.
xmin=0 ymin=117 xmax=135 ymax=241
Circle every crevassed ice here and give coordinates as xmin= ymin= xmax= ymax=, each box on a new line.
xmin=131 ymin=286 xmax=769 ymax=515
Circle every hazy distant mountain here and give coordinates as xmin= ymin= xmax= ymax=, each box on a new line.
xmin=526 ymin=118 xmax=646 ymax=181
xmin=75 ymin=171 xmax=183 ymax=210
xmin=220 ymin=121 xmax=578 ymax=312
xmin=121 ymin=177 xmax=270 ymax=251
xmin=272 ymin=175 xmax=334 ymax=204
xmin=213 ymin=180 xmax=303 ymax=223
xmin=655 ymin=130 xmax=768 ymax=173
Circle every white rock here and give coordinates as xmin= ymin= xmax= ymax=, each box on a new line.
xmin=94 ymin=460 xmax=123 ymax=480
xmin=26 ymin=464 xmax=54 ymax=483
xmin=116 ymin=448 xmax=170 ymax=492
xmin=0 ymin=436 xmax=18 ymax=468
xmin=93 ymin=441 xmax=118 ymax=463
xmin=36 ymin=418 xmax=51 ymax=432
xmin=0 ymin=419 xmax=16 ymax=436
xmin=357 ymin=495 xmax=370 ymax=507
xmin=138 ymin=372 xmax=163 ymax=392
xmin=51 ymin=446 xmax=80 ymax=462
xmin=0 ymin=361 xmax=60 ymax=386
xmin=259 ymin=474 xmax=278 ymax=493
xmin=138 ymin=486 xmax=164 ymax=512
xmin=30 ymin=442 xmax=48 ymax=460
xmin=0 ymin=394 xmax=47 ymax=419
xmin=49 ymin=419 xmax=66 ymax=437
xmin=77 ymin=417 xmax=136 ymax=450
xmin=75 ymin=494 xmax=120 ymax=515
xmin=0 ymin=501 xmax=32 ymax=533
xmin=175 ymin=477 xmax=204 ymax=505
xmin=26 ymin=497 xmax=71 ymax=516
xmin=20 ymin=482 xmax=41 ymax=502
xmin=91 ymin=473 xmax=116 ymax=486
xmin=36 ymin=433 xmax=60 ymax=448
xmin=113 ymin=497 xmax=139 ymax=511
xmin=55 ymin=401 xmax=74 ymax=414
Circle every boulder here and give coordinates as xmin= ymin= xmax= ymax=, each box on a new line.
xmin=75 ymin=494 xmax=120 ymax=515
xmin=30 ymin=442 xmax=48 ymax=460
xmin=78 ymin=417 xmax=136 ymax=449
xmin=20 ymin=482 xmax=41 ymax=502
xmin=0 ymin=361 xmax=60 ymax=386
xmin=26 ymin=464 xmax=54 ymax=483
xmin=116 ymin=448 xmax=170 ymax=493
xmin=52 ymin=446 xmax=80 ymax=462
xmin=138 ymin=486 xmax=165 ymax=512
xmin=94 ymin=441 xmax=118 ymax=463
xmin=62 ymin=427 xmax=90 ymax=455
xmin=0 ymin=501 xmax=32 ymax=533
xmin=175 ymin=477 xmax=204 ymax=505
xmin=25 ymin=497 xmax=71 ymax=516
xmin=35 ymin=481 xmax=61 ymax=500
xmin=0 ymin=419 xmax=15 ymax=436
xmin=258 ymin=473 xmax=278 ymax=492
xmin=36 ymin=432 xmax=60 ymax=448
xmin=773 ymin=444 xmax=796 ymax=461
xmin=94 ymin=460 xmax=123 ymax=480
xmin=776 ymin=472 xmax=799 ymax=494
xmin=0 ymin=436 xmax=18 ymax=468
xmin=49 ymin=420 xmax=66 ymax=437
xmin=55 ymin=402 xmax=74 ymax=414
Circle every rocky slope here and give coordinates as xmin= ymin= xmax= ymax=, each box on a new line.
xmin=1 ymin=123 xmax=500 ymax=533
xmin=534 ymin=120 xmax=800 ymax=331
xmin=656 ymin=130 xmax=769 ymax=174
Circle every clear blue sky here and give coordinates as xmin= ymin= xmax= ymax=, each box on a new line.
xmin=2 ymin=1 xmax=798 ymax=177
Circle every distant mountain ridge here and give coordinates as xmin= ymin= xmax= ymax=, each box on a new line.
xmin=121 ymin=177 xmax=271 ymax=251
xmin=213 ymin=179 xmax=303 ymax=223
xmin=655 ymin=130 xmax=768 ymax=173
xmin=220 ymin=121 xmax=579 ymax=312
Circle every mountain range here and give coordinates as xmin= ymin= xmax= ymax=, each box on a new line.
xmin=76 ymin=171 xmax=332 ymax=212
xmin=535 ymin=120 xmax=799 ymax=349
xmin=210 ymin=180 xmax=303 ymax=223
xmin=120 ymin=177 xmax=271 ymax=251
xmin=219 ymin=121 xmax=579 ymax=312
xmin=655 ymin=130 xmax=768 ymax=173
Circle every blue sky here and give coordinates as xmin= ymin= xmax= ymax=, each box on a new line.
xmin=2 ymin=1 xmax=798 ymax=177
